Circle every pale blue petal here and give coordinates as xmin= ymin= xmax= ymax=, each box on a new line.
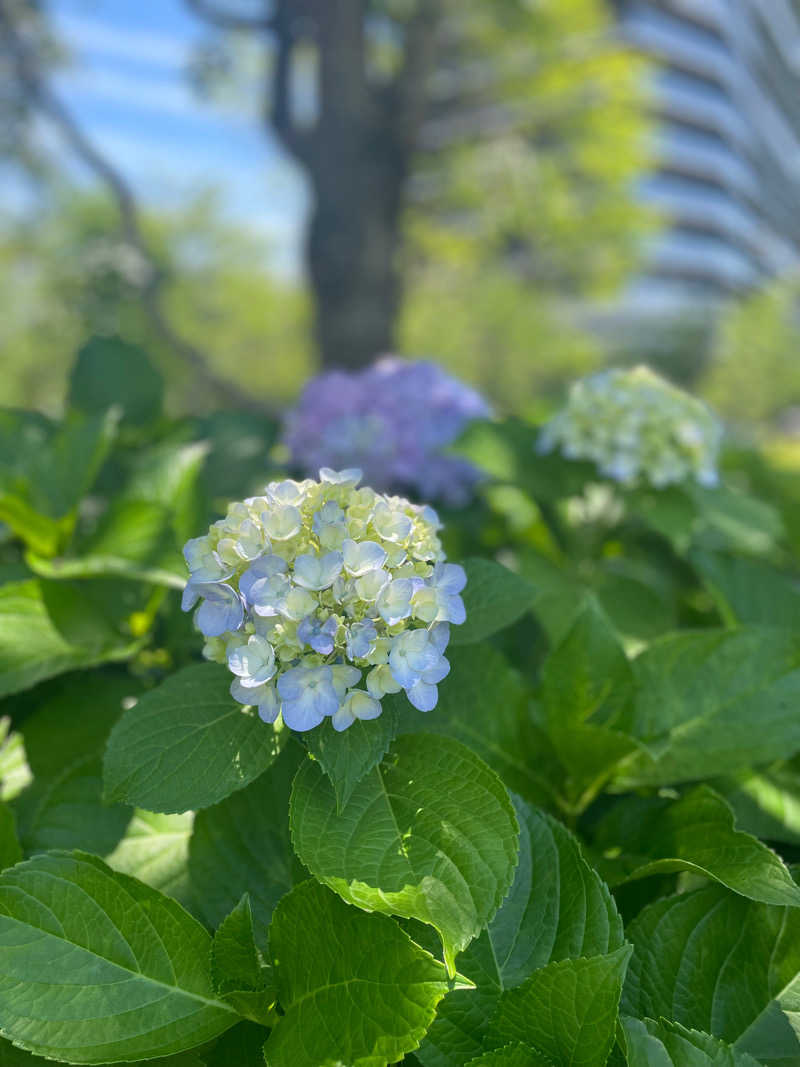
xmin=421 ymin=656 xmax=450 ymax=685
xmin=239 ymin=555 xmax=288 ymax=601
xmin=387 ymin=653 xmax=420 ymax=690
xmin=281 ymin=693 xmax=326 ymax=731
xmin=331 ymin=705 xmax=356 ymax=732
xmin=195 ymin=585 xmax=243 ymax=637
xmin=277 ymin=668 xmax=305 ymax=702
xmin=430 ymin=623 xmax=451 ymax=655
xmin=437 ymin=563 xmax=467 ymax=595
xmin=258 ymin=687 xmax=280 ymax=724
xmin=405 ymin=679 xmax=439 ymax=712
xmin=181 ymin=581 xmax=201 ymax=612
xmin=444 ymin=594 xmax=466 ymax=625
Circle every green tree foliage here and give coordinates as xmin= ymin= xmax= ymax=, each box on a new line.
xmin=701 ymin=277 xmax=800 ymax=425
xmin=0 ymin=192 xmax=311 ymax=413
xmin=400 ymin=0 xmax=654 ymax=408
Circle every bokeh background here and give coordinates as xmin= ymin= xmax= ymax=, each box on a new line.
xmin=2 ymin=0 xmax=799 ymax=433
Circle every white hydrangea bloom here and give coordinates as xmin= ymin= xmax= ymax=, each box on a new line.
xmin=538 ymin=366 xmax=723 ymax=489
xmin=182 ymin=469 xmax=467 ymax=732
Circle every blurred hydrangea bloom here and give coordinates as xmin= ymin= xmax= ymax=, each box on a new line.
xmin=182 ymin=468 xmax=466 ymax=732
xmin=282 ymin=357 xmax=491 ymax=505
xmin=538 ymin=366 xmax=723 ymax=489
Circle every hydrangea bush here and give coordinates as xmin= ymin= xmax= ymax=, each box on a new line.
xmin=538 ymin=364 xmax=723 ymax=487
xmin=3 ymin=343 xmax=800 ymax=1067
xmin=282 ymin=357 xmax=491 ymax=504
xmin=182 ymin=467 xmax=465 ymax=731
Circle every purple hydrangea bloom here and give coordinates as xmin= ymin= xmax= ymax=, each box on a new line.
xmin=282 ymin=357 xmax=491 ymax=506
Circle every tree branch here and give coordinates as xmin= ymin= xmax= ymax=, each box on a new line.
xmin=0 ymin=0 xmax=277 ymax=415
xmin=268 ymin=0 xmax=317 ymax=165
xmin=387 ymin=0 xmax=443 ymax=149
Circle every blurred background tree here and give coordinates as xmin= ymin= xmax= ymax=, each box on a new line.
xmin=1 ymin=190 xmax=311 ymax=412
xmin=399 ymin=0 xmax=652 ymax=409
xmin=699 ymin=277 xmax=800 ymax=431
xmin=0 ymin=0 xmax=653 ymax=415
xmin=188 ymin=0 xmax=652 ymax=389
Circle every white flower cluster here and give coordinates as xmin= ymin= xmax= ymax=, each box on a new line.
xmin=181 ymin=469 xmax=466 ymax=733
xmin=538 ymin=366 xmax=722 ymax=489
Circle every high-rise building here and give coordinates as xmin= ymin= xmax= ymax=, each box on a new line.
xmin=613 ymin=0 xmax=800 ymax=312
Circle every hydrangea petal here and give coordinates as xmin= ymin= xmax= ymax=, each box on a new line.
xmin=293 ymin=551 xmax=344 ymax=591
xmin=342 ymin=539 xmax=388 ymax=577
xmin=405 ymin=678 xmax=439 ymax=712
xmin=257 ymin=685 xmax=280 ymax=724
xmin=193 ymin=583 xmax=244 ymax=637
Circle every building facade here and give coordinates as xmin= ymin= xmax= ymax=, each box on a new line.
xmin=613 ymin=0 xmax=800 ymax=312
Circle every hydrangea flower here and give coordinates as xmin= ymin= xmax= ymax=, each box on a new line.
xmin=182 ymin=469 xmax=467 ymax=732
xmin=282 ymin=357 xmax=491 ymax=506
xmin=538 ymin=366 xmax=722 ymax=489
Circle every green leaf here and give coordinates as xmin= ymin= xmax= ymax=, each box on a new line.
xmin=518 ymin=551 xmax=588 ymax=646
xmin=590 ymin=558 xmax=678 ymax=643
xmin=541 ymin=598 xmax=633 ymax=728
xmin=624 ymin=485 xmax=700 ymax=553
xmin=15 ymin=754 xmax=130 ymax=856
xmin=0 ymin=1038 xmax=208 ymax=1067
xmin=0 ymin=579 xmax=140 ymax=697
xmin=484 ymin=798 xmax=625 ymax=979
xmin=201 ymin=1023 xmax=269 ymax=1067
xmin=68 ymin=335 xmax=164 ymax=426
xmin=15 ymin=671 xmax=137 ymax=780
xmin=0 ymin=850 xmax=237 ymax=1063
xmin=452 ymin=417 xmax=592 ymax=502
xmin=12 ymin=673 xmax=137 ymax=860
xmin=290 ymin=734 xmax=519 ymax=975
xmin=29 ymin=502 xmax=186 ymax=589
xmin=0 ymin=411 xmax=117 ymax=554
xmin=487 ymin=946 xmax=632 ymax=1066
xmin=691 ymin=551 xmax=800 ymax=628
xmin=212 ymin=895 xmax=275 ymax=1024
xmin=622 ymin=884 xmax=800 ymax=1063
xmin=718 ymin=767 xmax=800 ymax=847
xmin=416 ymin=796 xmax=623 ymax=1067
xmin=188 ymin=742 xmax=302 ymax=946
xmin=399 ymin=643 xmax=555 ymax=809
xmin=213 ymin=895 xmax=264 ymax=993
xmin=0 ymin=803 xmax=21 ymax=870
xmin=621 ymin=1017 xmax=762 ymax=1067
xmin=451 ymin=558 xmax=536 ymax=645
xmin=464 ymin=1046 xmax=552 ymax=1066
xmin=688 ymin=482 xmax=784 ymax=556
xmin=412 ymin=929 xmax=504 ymax=1067
xmin=119 ymin=438 xmax=209 ymax=543
xmin=303 ymin=702 xmax=399 ymax=812
xmin=595 ymin=785 xmax=800 ymax=907
xmin=0 ymin=720 xmax=31 ymax=802
xmin=103 ymin=662 xmax=285 ymax=813
xmin=264 ymin=880 xmax=456 ymax=1067
xmin=617 ymin=627 xmax=800 ymax=787
xmin=30 ymin=440 xmax=209 ymax=589
xmin=539 ymin=598 xmax=640 ymax=799
xmin=104 ymin=809 xmax=194 ymax=905
xmin=12 ymin=411 xmax=118 ymax=513
xmin=193 ymin=411 xmax=278 ymax=508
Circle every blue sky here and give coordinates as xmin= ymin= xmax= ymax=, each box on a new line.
xmin=47 ymin=0 xmax=307 ymax=275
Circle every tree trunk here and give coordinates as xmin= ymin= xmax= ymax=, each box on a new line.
xmin=262 ymin=0 xmax=440 ymax=371
xmin=307 ymin=149 xmax=405 ymax=369
xmin=188 ymin=0 xmax=442 ymax=372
